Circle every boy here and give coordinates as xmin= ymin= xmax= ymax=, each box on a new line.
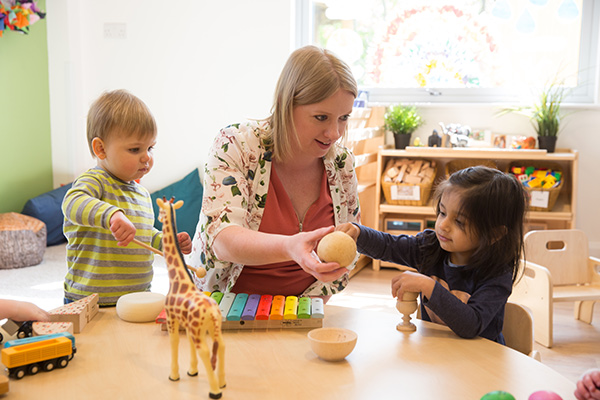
xmin=62 ymin=90 xmax=191 ymax=306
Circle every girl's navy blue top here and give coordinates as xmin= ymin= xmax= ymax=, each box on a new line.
xmin=357 ymin=227 xmax=512 ymax=344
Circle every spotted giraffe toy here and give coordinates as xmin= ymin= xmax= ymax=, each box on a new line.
xmin=156 ymin=197 xmax=226 ymax=399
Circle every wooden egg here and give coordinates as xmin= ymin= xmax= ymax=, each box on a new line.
xmin=317 ymin=231 xmax=357 ymax=267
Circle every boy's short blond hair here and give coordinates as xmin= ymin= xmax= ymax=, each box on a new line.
xmin=87 ymin=89 xmax=157 ymax=156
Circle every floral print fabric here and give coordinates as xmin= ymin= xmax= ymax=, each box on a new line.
xmin=187 ymin=120 xmax=361 ymax=296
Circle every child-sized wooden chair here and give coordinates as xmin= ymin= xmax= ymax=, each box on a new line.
xmin=503 ymin=302 xmax=541 ymax=361
xmin=509 ymin=229 xmax=600 ymax=348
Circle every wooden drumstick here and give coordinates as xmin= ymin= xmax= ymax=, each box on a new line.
xmin=130 ymin=238 xmax=206 ymax=278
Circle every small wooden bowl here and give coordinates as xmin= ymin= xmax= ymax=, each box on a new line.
xmin=308 ymin=327 xmax=357 ymax=361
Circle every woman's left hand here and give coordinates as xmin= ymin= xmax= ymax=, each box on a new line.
xmin=289 ymin=226 xmax=348 ymax=283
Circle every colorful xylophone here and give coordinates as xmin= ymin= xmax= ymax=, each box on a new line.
xmin=156 ymin=292 xmax=324 ymax=330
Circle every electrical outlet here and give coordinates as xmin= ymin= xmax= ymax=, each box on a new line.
xmin=103 ymin=23 xmax=127 ymax=39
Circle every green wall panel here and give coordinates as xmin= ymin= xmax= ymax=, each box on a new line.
xmin=0 ymin=0 xmax=52 ymax=213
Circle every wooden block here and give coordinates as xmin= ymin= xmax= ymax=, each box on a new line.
xmin=395 ymin=163 xmax=408 ymax=183
xmin=49 ymin=293 xmax=99 ymax=333
xmin=410 ymin=160 xmax=423 ymax=175
xmin=0 ymin=374 xmax=8 ymax=395
xmin=403 ymin=175 xmax=422 ymax=184
xmin=32 ymin=321 xmax=74 ymax=336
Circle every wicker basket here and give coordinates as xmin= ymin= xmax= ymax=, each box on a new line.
xmin=445 ymin=159 xmax=498 ymax=177
xmin=508 ymin=161 xmax=563 ymax=211
xmin=381 ymin=159 xmax=436 ymax=206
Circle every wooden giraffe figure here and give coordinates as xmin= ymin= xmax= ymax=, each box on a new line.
xmin=156 ymin=197 xmax=226 ymax=399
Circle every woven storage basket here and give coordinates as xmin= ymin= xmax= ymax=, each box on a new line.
xmin=381 ymin=159 xmax=436 ymax=206
xmin=508 ymin=161 xmax=563 ymax=212
xmin=445 ymin=159 xmax=498 ymax=177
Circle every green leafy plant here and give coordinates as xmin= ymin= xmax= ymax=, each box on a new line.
xmin=384 ymin=105 xmax=424 ymax=135
xmin=500 ymin=80 xmax=568 ymax=137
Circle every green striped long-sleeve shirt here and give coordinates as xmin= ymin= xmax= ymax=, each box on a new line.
xmin=62 ymin=167 xmax=162 ymax=306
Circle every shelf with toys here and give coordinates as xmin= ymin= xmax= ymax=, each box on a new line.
xmin=373 ymin=146 xmax=578 ymax=271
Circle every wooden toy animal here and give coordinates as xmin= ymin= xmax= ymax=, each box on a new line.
xmin=157 ymin=197 xmax=226 ymax=399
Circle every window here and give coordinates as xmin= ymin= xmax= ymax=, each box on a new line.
xmin=296 ymin=0 xmax=599 ymax=103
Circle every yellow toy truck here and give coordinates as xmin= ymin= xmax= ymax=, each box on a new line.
xmin=1 ymin=336 xmax=73 ymax=379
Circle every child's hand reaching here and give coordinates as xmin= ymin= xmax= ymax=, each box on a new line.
xmin=177 ymin=232 xmax=192 ymax=254
xmin=335 ymin=222 xmax=360 ymax=242
xmin=575 ymin=368 xmax=600 ymax=400
xmin=0 ymin=299 xmax=50 ymax=322
xmin=391 ymin=271 xmax=435 ymax=301
xmin=109 ymin=211 xmax=136 ymax=246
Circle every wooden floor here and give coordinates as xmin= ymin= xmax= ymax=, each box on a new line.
xmin=332 ymin=265 xmax=600 ymax=384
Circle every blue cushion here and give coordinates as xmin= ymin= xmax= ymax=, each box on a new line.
xmin=150 ymin=168 xmax=203 ymax=238
xmin=21 ymin=183 xmax=73 ymax=246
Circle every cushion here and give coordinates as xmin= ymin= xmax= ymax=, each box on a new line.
xmin=21 ymin=183 xmax=73 ymax=246
xmin=150 ymin=168 xmax=203 ymax=238
xmin=0 ymin=213 xmax=46 ymax=269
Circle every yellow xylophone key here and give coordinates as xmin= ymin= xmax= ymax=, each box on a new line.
xmin=283 ymin=296 xmax=298 ymax=320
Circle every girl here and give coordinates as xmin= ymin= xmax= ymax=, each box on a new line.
xmin=338 ymin=166 xmax=528 ymax=343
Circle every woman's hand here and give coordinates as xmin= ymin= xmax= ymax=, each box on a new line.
xmin=391 ymin=271 xmax=435 ymax=301
xmin=289 ymin=226 xmax=348 ymax=283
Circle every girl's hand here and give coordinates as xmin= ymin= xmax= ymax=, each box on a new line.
xmin=335 ymin=222 xmax=360 ymax=242
xmin=289 ymin=226 xmax=348 ymax=283
xmin=177 ymin=232 xmax=192 ymax=254
xmin=109 ymin=211 xmax=136 ymax=246
xmin=391 ymin=271 xmax=435 ymax=301
xmin=575 ymin=369 xmax=600 ymax=400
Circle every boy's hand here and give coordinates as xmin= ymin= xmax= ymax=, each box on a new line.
xmin=109 ymin=211 xmax=136 ymax=247
xmin=335 ymin=222 xmax=360 ymax=242
xmin=177 ymin=232 xmax=192 ymax=254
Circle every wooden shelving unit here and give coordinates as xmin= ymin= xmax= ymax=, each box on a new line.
xmin=373 ymin=146 xmax=578 ymax=271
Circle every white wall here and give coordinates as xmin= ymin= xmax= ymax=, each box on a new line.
xmin=47 ymin=0 xmax=293 ymax=189
xmin=46 ymin=0 xmax=600 ymax=256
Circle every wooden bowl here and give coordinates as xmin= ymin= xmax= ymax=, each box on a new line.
xmin=308 ymin=327 xmax=357 ymax=361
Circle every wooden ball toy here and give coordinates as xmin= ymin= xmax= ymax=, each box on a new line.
xmin=480 ymin=391 xmax=516 ymax=400
xmin=528 ymin=391 xmax=563 ymax=400
xmin=317 ymin=231 xmax=357 ymax=267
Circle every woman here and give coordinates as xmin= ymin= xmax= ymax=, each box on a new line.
xmin=187 ymin=45 xmax=360 ymax=298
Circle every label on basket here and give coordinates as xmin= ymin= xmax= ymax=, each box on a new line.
xmin=530 ymin=190 xmax=549 ymax=208
xmin=391 ymin=185 xmax=420 ymax=201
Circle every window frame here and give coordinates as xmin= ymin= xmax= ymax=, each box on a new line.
xmin=295 ymin=0 xmax=600 ymax=104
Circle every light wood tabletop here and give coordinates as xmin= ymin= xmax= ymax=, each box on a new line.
xmin=1 ymin=304 xmax=576 ymax=400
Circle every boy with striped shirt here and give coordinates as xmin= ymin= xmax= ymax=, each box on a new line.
xmin=62 ymin=90 xmax=191 ymax=306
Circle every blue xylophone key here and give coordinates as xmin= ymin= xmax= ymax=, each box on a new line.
xmin=241 ymin=294 xmax=261 ymax=321
xmin=227 ymin=293 xmax=248 ymax=321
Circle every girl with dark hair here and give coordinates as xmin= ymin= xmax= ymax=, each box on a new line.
xmin=338 ymin=166 xmax=528 ymax=343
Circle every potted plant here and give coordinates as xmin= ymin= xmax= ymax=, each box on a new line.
xmin=384 ymin=104 xmax=424 ymax=149
xmin=500 ymin=80 xmax=568 ymax=153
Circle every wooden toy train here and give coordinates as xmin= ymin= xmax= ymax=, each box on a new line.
xmin=157 ymin=292 xmax=324 ymax=330
xmin=1 ymin=333 xmax=76 ymax=379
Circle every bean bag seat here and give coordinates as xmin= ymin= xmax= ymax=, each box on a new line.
xmin=0 ymin=213 xmax=46 ymax=269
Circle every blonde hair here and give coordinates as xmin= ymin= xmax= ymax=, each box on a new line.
xmin=267 ymin=46 xmax=358 ymax=161
xmin=86 ymin=89 xmax=156 ymax=156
